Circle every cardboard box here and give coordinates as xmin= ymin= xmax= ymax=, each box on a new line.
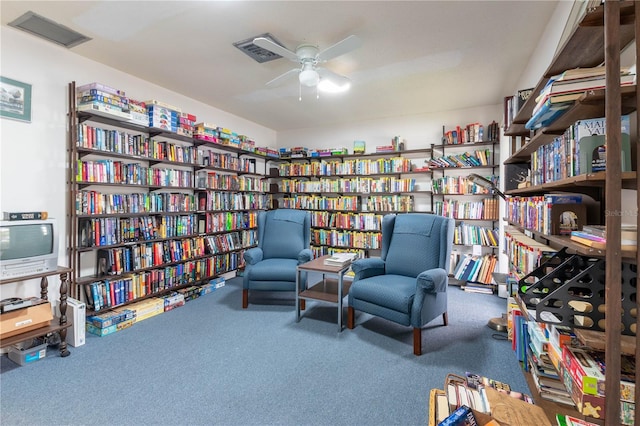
xmin=562 ymin=346 xmax=605 ymax=396
xmin=562 ymin=362 xmax=635 ymax=425
xmin=0 ymin=301 xmax=53 ymax=339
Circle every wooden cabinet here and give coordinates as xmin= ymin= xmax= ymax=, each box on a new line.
xmin=67 ymin=82 xmax=271 ymax=313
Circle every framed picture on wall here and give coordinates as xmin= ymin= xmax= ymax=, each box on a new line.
xmin=0 ymin=76 xmax=32 ymax=122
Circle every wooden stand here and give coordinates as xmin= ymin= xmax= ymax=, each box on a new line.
xmin=0 ymin=267 xmax=72 ymax=357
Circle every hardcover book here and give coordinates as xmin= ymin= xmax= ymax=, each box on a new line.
xmin=573 ymin=115 xmax=631 ymax=174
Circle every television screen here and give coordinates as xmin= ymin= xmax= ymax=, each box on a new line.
xmin=0 ymin=223 xmax=54 ymax=260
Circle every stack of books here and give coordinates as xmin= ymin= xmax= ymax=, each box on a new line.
xmin=526 ymin=65 xmax=636 ymax=130
xmin=570 ymin=224 xmax=637 ymax=251
xmin=323 ymin=252 xmax=358 ymax=267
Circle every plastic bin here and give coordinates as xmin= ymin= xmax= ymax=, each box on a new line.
xmin=8 ymin=338 xmax=47 ymax=366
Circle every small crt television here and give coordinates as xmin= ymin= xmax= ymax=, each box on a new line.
xmin=0 ymin=219 xmax=59 ymax=279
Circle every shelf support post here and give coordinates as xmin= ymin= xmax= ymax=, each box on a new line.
xmin=604 ymin=0 xmax=622 ymax=421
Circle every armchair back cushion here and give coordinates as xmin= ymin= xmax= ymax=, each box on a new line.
xmin=383 ymin=213 xmax=449 ymax=276
xmin=260 ymin=209 xmax=310 ymax=259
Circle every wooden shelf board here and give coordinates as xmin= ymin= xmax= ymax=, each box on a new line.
xmin=505 ymin=222 xmax=637 ymax=261
xmin=505 ymin=86 xmax=637 ymax=164
xmin=504 ymin=171 xmax=636 ymax=195
xmin=0 ymin=319 xmax=71 ymax=348
xmin=574 ymin=329 xmax=636 ymax=356
xmin=511 ymin=3 xmax=636 ymax=125
xmin=299 ymin=278 xmax=351 ymax=303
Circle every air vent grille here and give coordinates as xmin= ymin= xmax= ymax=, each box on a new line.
xmin=234 ymin=33 xmax=283 ymax=63
xmin=8 ymin=11 xmax=91 ymax=48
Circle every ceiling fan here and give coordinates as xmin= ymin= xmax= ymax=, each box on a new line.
xmin=253 ymin=34 xmax=362 ymax=94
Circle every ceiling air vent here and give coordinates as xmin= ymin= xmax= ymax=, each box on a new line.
xmin=8 ymin=11 xmax=91 ymax=48
xmin=234 ymin=33 xmax=283 ymax=63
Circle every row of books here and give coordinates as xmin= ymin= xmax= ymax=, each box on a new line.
xmin=279 ymin=195 xmax=360 ymax=211
xmin=441 ymin=120 xmax=499 ymax=145
xmin=279 ymin=194 xmax=416 ymax=213
xmin=504 ymin=227 xmax=556 ymax=279
xmin=427 ymin=150 xmax=492 ymax=169
xmin=530 ymin=115 xmax=631 ymax=186
xmin=197 ymin=211 xmax=258 ymax=234
xmin=78 ymin=214 xmax=198 ymax=248
xmin=525 ymin=66 xmax=636 ymax=130
xmin=278 ymin=176 xmax=416 ymax=193
xmin=432 ymin=176 xmax=496 ymax=195
xmin=505 ymin=194 xmax=582 ymax=235
xmin=312 ymin=229 xmax=382 ymax=250
xmin=194 ymin=171 xmax=267 ymax=191
xmin=452 ymin=254 xmax=497 ymax=285
xmin=204 ymin=230 xmax=257 ymax=254
xmin=86 ymin=255 xmax=234 ymax=312
xmin=76 ymin=189 xmax=270 ymax=216
xmin=200 ymin=150 xmax=256 ymax=173
xmin=277 ymin=157 xmax=413 ymax=176
xmin=312 ymin=247 xmax=366 ymax=259
xmin=570 ymin=224 xmax=637 ymax=251
xmin=453 ymin=224 xmax=498 ymax=247
xmin=78 ymin=123 xmax=192 ymax=162
xmin=77 ymin=159 xmax=194 ymax=187
xmin=77 ymin=190 xmax=197 ymax=215
xmin=196 ymin=191 xmax=271 ymax=211
xmin=96 ymin=238 xmax=209 ymax=275
xmin=434 ymin=198 xmax=499 ymax=221
xmin=310 ymin=211 xmax=383 ymax=231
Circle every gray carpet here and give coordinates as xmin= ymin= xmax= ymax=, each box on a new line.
xmin=0 ymin=276 xmax=528 ymax=426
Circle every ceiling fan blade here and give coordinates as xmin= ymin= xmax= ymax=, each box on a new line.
xmin=253 ymin=37 xmax=299 ymax=61
xmin=317 ymin=35 xmax=362 ymax=62
xmin=265 ymin=68 xmax=300 ymax=86
xmin=317 ymin=67 xmax=350 ymax=84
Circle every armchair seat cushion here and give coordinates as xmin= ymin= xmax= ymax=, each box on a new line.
xmin=246 ymin=258 xmax=299 ymax=282
xmin=349 ymin=274 xmax=415 ymax=314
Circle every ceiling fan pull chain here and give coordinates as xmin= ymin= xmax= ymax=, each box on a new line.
xmin=299 ymin=82 xmax=302 ymax=102
xmin=316 ymin=85 xmax=319 ymax=100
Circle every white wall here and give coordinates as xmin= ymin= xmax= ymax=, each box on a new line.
xmin=0 ymin=26 xmax=276 ymax=304
xmin=277 ymin=105 xmax=501 ymax=152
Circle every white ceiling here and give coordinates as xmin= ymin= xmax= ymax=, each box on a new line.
xmin=1 ymin=1 xmax=560 ymax=132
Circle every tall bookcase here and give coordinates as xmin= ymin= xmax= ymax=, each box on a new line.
xmin=502 ymin=2 xmax=638 ymax=423
xmin=430 ymin=138 xmax=500 ymax=286
xmin=66 ymin=82 xmax=271 ymax=313
xmin=269 ymin=149 xmax=433 ymax=257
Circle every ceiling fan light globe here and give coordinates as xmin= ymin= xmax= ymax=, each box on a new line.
xmin=299 ymin=69 xmax=319 ymax=87
xmin=318 ymin=78 xmax=351 ymax=93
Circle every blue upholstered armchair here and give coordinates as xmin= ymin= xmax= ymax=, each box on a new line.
xmin=242 ymin=209 xmax=313 ymax=308
xmin=347 ymin=213 xmax=454 ymax=355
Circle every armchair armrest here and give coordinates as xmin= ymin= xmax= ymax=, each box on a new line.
xmin=416 ymin=268 xmax=448 ymax=294
xmin=298 ymin=248 xmax=313 ymax=264
xmin=351 ymin=257 xmax=385 ymax=281
xmin=243 ymin=247 xmax=263 ymax=265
